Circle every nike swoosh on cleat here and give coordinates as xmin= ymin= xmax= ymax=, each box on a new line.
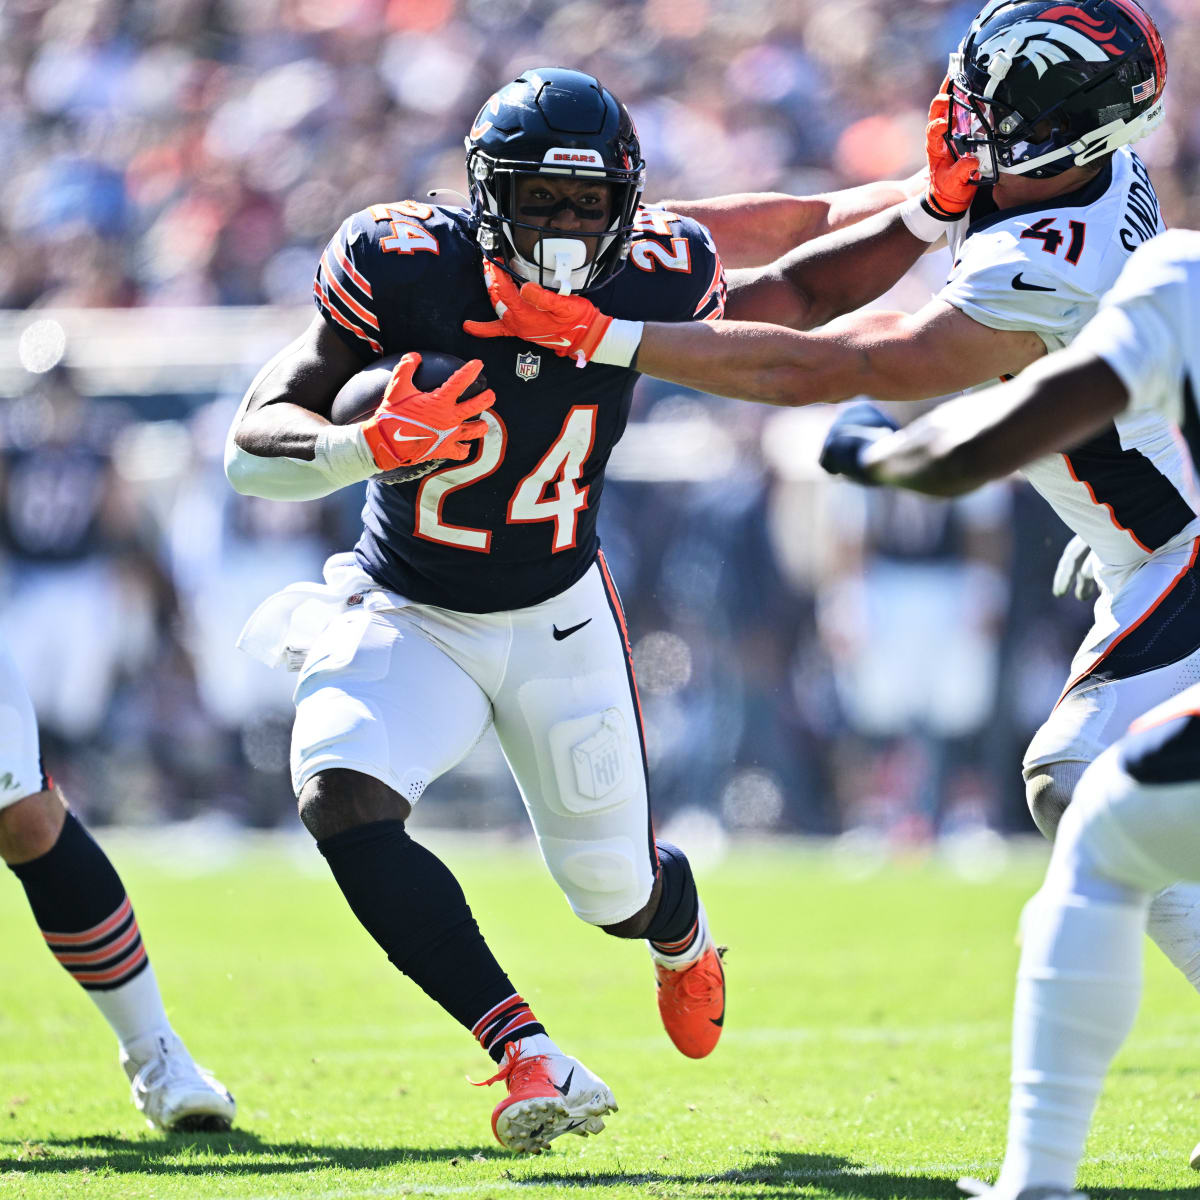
xmin=1011 ymin=273 xmax=1056 ymax=292
xmin=553 ymin=1067 xmax=575 ymax=1097
xmin=552 ymin=619 xmax=591 ymax=641
xmin=711 ymin=955 xmax=726 ymax=1026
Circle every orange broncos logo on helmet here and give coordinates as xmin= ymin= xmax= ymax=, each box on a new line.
xmin=1038 ymin=6 xmax=1120 ymax=53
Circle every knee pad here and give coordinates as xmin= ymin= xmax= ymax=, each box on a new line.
xmin=538 ymin=833 xmax=651 ymax=927
xmin=536 ymin=709 xmax=654 ymax=924
xmin=1023 ymin=759 xmax=1089 ymax=839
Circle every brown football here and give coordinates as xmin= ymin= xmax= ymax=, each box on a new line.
xmin=330 ymin=352 xmax=488 ymax=485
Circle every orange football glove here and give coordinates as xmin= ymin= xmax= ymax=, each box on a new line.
xmin=463 ymin=262 xmax=615 ymax=365
xmin=925 ymin=77 xmax=980 ymax=219
xmin=361 ymin=353 xmax=495 ymax=471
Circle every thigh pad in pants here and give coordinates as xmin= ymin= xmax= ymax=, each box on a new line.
xmin=490 ymin=564 xmax=657 ymax=927
xmin=290 ymin=607 xmax=492 ymax=802
xmin=509 ymin=678 xmax=653 ymax=926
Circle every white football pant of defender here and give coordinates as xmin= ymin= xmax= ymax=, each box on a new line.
xmin=959 ymin=708 xmax=1200 ymax=1199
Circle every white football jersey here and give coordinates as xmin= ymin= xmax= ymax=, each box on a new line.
xmin=1073 ymin=229 xmax=1200 ymax=437
xmin=939 ymin=148 xmax=1198 ymax=581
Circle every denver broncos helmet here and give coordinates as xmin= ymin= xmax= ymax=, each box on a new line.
xmin=947 ymin=0 xmax=1167 ymax=180
xmin=464 ymin=68 xmax=645 ymax=292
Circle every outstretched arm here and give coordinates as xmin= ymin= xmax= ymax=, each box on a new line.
xmin=465 ymin=263 xmax=1044 ymax=408
xmin=630 ymin=299 xmax=1045 ymax=405
xmin=720 ymin=202 xmax=943 ymax=329
xmin=720 ymin=84 xmax=978 ymax=329
xmin=662 ymin=174 xmax=922 ymax=269
xmin=855 ymin=351 xmax=1130 ymax=496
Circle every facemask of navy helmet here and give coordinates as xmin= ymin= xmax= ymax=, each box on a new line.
xmin=464 ymin=67 xmax=645 ymax=294
xmin=945 ymin=0 xmax=1166 ymax=182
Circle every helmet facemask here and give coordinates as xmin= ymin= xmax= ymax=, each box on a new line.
xmin=468 ymin=149 xmax=643 ymax=294
xmin=947 ymin=73 xmax=1077 ymax=181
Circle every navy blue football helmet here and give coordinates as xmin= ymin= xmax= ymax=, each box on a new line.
xmin=465 ymin=68 xmax=645 ymax=292
xmin=947 ymin=0 xmax=1166 ymax=180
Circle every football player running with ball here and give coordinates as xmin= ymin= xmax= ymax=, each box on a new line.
xmin=0 ymin=639 xmax=235 ymax=1131
xmin=467 ymin=0 xmax=1200 ymax=1096
xmin=226 ymin=68 xmax=743 ymax=1154
xmin=818 ymin=229 xmax=1200 ymax=1199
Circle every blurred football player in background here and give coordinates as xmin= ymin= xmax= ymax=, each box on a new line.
xmin=466 ymin=0 xmax=1200 ymax=1053
xmin=819 ymin=227 xmax=1200 ymax=1199
xmin=0 ymin=369 xmax=157 ymax=752
xmin=225 ymin=67 xmax=736 ymax=1154
xmin=0 ymin=637 xmax=235 ymax=1131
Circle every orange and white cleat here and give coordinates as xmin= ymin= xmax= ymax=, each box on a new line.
xmin=655 ymin=944 xmax=726 ymax=1059
xmin=472 ymin=1039 xmax=617 ymax=1154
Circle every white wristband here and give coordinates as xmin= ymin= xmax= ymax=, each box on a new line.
xmin=313 ymin=423 xmax=378 ymax=487
xmin=899 ymin=195 xmax=957 ymax=243
xmin=591 ymin=318 xmax=645 ymax=368
xmin=225 ymin=424 xmax=376 ymax=501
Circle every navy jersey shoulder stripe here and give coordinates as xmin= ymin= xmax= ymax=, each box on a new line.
xmin=1119 ymin=710 xmax=1200 ymax=785
xmin=1063 ymin=425 xmax=1195 ymax=553
xmin=314 ymin=216 xmax=383 ymax=356
xmin=692 ymin=248 xmax=726 ymax=322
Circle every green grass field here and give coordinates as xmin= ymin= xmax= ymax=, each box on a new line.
xmin=2 ymin=831 xmax=1198 ymax=1199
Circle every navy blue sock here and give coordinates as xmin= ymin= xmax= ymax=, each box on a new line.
xmin=644 ymin=840 xmax=702 ymax=957
xmin=318 ymin=819 xmax=545 ymax=1061
xmin=8 ymin=812 xmax=150 ymax=991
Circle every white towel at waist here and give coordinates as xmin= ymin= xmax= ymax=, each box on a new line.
xmin=236 ymin=551 xmax=409 ymax=670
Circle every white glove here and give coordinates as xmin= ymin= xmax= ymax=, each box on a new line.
xmin=1052 ymin=534 xmax=1098 ymax=601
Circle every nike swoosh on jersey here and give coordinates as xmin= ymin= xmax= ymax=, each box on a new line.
xmin=552 ymin=619 xmax=592 ymax=641
xmin=1011 ymin=273 xmax=1056 ymax=292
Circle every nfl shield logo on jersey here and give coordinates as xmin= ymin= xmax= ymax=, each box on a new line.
xmin=515 ymin=351 xmax=541 ymax=382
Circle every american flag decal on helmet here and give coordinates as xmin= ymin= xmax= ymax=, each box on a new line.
xmin=1132 ymin=75 xmax=1156 ymax=102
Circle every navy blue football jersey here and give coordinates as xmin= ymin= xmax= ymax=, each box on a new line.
xmin=313 ymin=202 xmax=725 ymax=612
xmin=0 ymin=443 xmax=109 ymax=562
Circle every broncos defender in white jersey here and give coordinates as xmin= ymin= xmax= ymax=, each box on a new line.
xmin=819 ymin=228 xmax=1200 ymax=1198
xmin=0 ymin=638 xmax=235 ymax=1131
xmin=463 ymin=0 xmax=1200 ymax=1001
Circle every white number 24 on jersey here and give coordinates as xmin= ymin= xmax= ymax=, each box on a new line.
xmin=415 ymin=407 xmax=597 ymax=553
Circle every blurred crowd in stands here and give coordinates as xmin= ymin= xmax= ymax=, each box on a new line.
xmin=1 ymin=0 xmax=1194 ymax=840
